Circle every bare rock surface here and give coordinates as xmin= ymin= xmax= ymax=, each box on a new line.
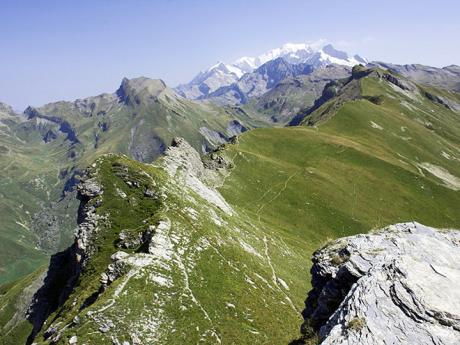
xmin=301 ymin=222 xmax=460 ymax=345
xmin=160 ymin=137 xmax=234 ymax=214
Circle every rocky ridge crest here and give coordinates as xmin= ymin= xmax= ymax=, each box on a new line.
xmin=25 ymin=139 xmax=239 ymax=343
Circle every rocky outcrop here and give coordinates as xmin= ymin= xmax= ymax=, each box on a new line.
xmin=299 ymin=222 xmax=460 ymax=345
xmin=424 ymin=91 xmax=460 ymax=111
xmin=160 ymin=137 xmax=234 ymax=215
xmin=116 ymin=77 xmax=167 ymax=106
xmin=26 ymin=171 xmax=104 ymax=342
xmin=74 ymin=176 xmax=104 ymax=267
xmin=382 ymin=73 xmax=417 ymax=92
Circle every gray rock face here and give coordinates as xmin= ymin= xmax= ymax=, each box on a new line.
xmin=382 ymin=73 xmax=417 ymax=92
xmin=26 ymin=170 xmax=105 ymax=340
xmin=0 ymin=102 xmax=16 ymax=117
xmin=74 ymin=176 xmax=105 ymax=269
xmin=160 ymin=138 xmax=234 ymax=214
xmin=253 ymin=64 xmax=352 ymax=124
xmin=370 ymin=62 xmax=460 ymax=92
xmin=76 ymin=177 xmax=103 ymax=198
xmin=424 ymin=91 xmax=460 ymax=111
xmin=205 ymin=58 xmax=315 ymax=105
xmin=116 ymin=77 xmax=167 ymax=105
xmin=301 ymin=222 xmax=460 ymax=345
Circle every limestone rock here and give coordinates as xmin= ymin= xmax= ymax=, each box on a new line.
xmin=144 ymin=188 xmax=156 ymax=197
xmin=160 ymin=138 xmax=234 ymax=215
xmin=117 ymin=229 xmax=143 ymax=249
xmin=76 ymin=178 xmax=103 ymax=198
xmin=301 ymin=222 xmax=460 ymax=345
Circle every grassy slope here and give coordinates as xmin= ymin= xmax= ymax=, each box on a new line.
xmin=30 ymin=154 xmax=308 ymax=344
xmin=222 ymin=126 xmax=460 ymax=246
xmin=3 ymin=69 xmax=460 ymax=344
xmin=0 ymin=84 xmax=258 ymax=284
xmin=0 ymin=267 xmax=46 ymax=345
xmin=0 ymin=119 xmax=66 ymax=283
xmin=243 ymin=66 xmax=351 ymax=125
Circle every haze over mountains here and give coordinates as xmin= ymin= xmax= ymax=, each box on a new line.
xmin=0 ymin=39 xmax=460 ymax=345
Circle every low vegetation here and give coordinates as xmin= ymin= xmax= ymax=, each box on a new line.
xmin=1 ymin=67 xmax=460 ymax=344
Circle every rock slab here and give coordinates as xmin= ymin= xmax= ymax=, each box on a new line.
xmin=301 ymin=222 xmax=460 ymax=345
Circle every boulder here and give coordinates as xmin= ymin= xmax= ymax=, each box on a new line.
xmin=300 ymin=222 xmax=460 ymax=345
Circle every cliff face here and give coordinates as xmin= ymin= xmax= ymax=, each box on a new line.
xmin=299 ymin=222 xmax=460 ymax=345
xmin=26 ymin=170 xmax=105 ymax=342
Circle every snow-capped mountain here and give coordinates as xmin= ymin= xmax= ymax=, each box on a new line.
xmin=233 ymin=42 xmax=318 ymax=72
xmin=305 ymin=44 xmax=367 ymax=67
xmin=175 ymin=62 xmax=243 ymax=99
xmin=176 ymin=42 xmax=366 ymax=99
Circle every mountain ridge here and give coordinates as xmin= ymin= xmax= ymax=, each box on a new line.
xmin=2 ymin=65 xmax=459 ymax=344
xmin=0 ymin=76 xmax=256 ymax=284
xmin=176 ymin=42 xmax=366 ymax=100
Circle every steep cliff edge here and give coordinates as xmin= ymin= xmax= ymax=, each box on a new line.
xmin=297 ymin=222 xmax=460 ymax=345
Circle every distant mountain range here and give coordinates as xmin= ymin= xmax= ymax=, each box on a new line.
xmin=370 ymin=62 xmax=460 ymax=92
xmin=176 ymin=43 xmax=460 ymax=115
xmin=176 ymin=43 xmax=367 ymax=100
xmin=176 ymin=43 xmax=367 ymax=103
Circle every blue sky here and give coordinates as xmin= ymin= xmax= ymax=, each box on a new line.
xmin=1 ymin=0 xmax=459 ymax=109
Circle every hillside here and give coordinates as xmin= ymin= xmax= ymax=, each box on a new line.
xmin=0 ymin=78 xmax=255 ymax=284
xmin=1 ymin=66 xmax=458 ymax=344
xmin=243 ymin=64 xmax=351 ymax=124
xmin=370 ymin=62 xmax=460 ymax=92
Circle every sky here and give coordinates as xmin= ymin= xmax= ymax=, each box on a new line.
xmin=1 ymin=0 xmax=459 ymax=110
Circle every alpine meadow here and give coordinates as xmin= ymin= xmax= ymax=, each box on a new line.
xmin=1 ymin=1 xmax=460 ymax=344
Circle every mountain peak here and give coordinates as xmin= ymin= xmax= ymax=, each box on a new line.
xmin=178 ymin=40 xmax=366 ymax=100
xmin=0 ymin=102 xmax=15 ymax=116
xmin=120 ymin=77 xmax=167 ymax=95
xmin=233 ymin=42 xmax=317 ymax=72
xmin=117 ymin=77 xmax=167 ymax=104
xmin=232 ymin=41 xmax=364 ymax=71
xmin=354 ymin=54 xmax=368 ymax=64
xmin=208 ymin=62 xmax=244 ymax=78
xmin=321 ymin=44 xmax=349 ymax=60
